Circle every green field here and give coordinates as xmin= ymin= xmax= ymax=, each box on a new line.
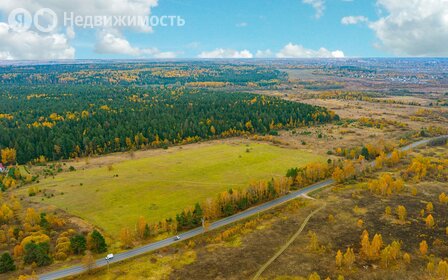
xmin=30 ymin=142 xmax=325 ymax=236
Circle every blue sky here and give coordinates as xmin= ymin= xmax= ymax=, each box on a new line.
xmin=76 ymin=0 xmax=383 ymax=59
xmin=1 ymin=0 xmax=447 ymax=59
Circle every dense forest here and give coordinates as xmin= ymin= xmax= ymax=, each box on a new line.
xmin=0 ymin=62 xmax=286 ymax=86
xmin=0 ymin=84 xmax=338 ymax=164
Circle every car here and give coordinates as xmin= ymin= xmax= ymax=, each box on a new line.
xmin=105 ymin=254 xmax=114 ymax=261
xmin=174 ymin=235 xmax=181 ymax=241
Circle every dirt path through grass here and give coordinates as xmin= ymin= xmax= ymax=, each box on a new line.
xmin=252 ymin=202 xmax=326 ymax=280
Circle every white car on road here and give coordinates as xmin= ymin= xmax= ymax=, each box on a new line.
xmin=105 ymin=254 xmax=114 ymax=261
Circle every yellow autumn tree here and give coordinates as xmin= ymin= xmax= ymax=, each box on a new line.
xmin=406 ymin=157 xmax=431 ymax=181
xmin=360 ymin=230 xmax=382 ymax=260
xmin=136 ymin=216 xmax=147 ymax=240
xmin=1 ymin=148 xmax=17 ymax=165
xmin=335 ymin=250 xmax=343 ymax=268
xmin=371 ymin=234 xmax=383 ymax=259
xmin=368 ymin=174 xmax=404 ymax=196
xmin=343 ymin=247 xmax=355 ymax=269
xmin=375 ymin=152 xmax=386 ymax=169
xmin=120 ymin=227 xmax=134 ymax=249
xmin=437 ymin=260 xmax=448 ymax=279
xmin=342 ymin=160 xmax=355 ymax=180
xmin=403 ymin=253 xmax=411 ymax=264
xmin=419 ymin=240 xmax=428 ymax=256
xmin=426 ymin=202 xmax=433 ymax=213
xmin=389 ymin=150 xmax=401 ymax=165
xmin=439 ymin=192 xmax=448 ymax=204
xmin=81 ymin=110 xmax=89 ymax=118
xmin=385 ymin=206 xmax=392 ymax=216
xmin=425 ymin=214 xmax=435 ymax=228
xmin=380 ymin=245 xmax=392 ymax=268
xmin=18 ymin=271 xmax=38 ymax=280
xmin=245 ymin=121 xmax=253 ymax=131
xmin=396 ymin=205 xmax=407 ymax=222
xmin=332 ymin=167 xmax=345 ymax=183
xmin=357 ymin=219 xmax=364 ymax=228
xmin=420 ymin=209 xmax=425 ymax=217
xmin=360 ymin=230 xmax=370 ymax=258
xmin=379 ymin=241 xmax=401 ymax=268
xmin=13 ymin=244 xmax=23 ymax=257
xmin=389 ymin=241 xmax=401 ymax=260
xmin=308 ymin=272 xmax=321 ymax=280
xmin=0 ymin=204 xmax=14 ymax=223
xmin=308 ymin=231 xmax=320 ymax=252
xmin=24 ymin=208 xmax=40 ymax=226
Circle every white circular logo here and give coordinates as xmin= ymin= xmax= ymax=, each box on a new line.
xmin=8 ymin=8 xmax=33 ymax=32
xmin=34 ymin=8 xmax=58 ymax=33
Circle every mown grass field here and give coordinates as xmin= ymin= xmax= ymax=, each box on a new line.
xmin=29 ymin=141 xmax=325 ymax=237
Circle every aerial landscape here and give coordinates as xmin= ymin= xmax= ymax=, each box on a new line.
xmin=0 ymin=1 xmax=447 ymax=280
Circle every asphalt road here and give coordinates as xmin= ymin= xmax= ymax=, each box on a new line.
xmin=39 ymin=135 xmax=448 ymax=280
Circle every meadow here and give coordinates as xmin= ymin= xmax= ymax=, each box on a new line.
xmin=29 ymin=141 xmax=325 ymax=237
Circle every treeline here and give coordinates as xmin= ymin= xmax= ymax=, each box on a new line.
xmin=117 ymin=177 xmax=293 ymax=249
xmin=176 ymin=177 xmax=292 ymax=230
xmin=334 ymin=140 xmax=397 ymax=160
xmin=0 ymin=86 xmax=338 ymax=164
xmin=0 ymin=63 xmax=287 ymax=86
xmin=315 ymin=90 xmax=422 ymax=106
xmin=402 ymin=155 xmax=448 ymax=182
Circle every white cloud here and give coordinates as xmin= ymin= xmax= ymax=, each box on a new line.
xmin=95 ymin=30 xmax=141 ymax=56
xmin=153 ymin=51 xmax=177 ymax=59
xmin=341 ymin=16 xmax=368 ymax=25
xmin=0 ymin=23 xmax=75 ymax=60
xmin=255 ymin=49 xmax=274 ymax=58
xmin=0 ymin=0 xmax=159 ymax=59
xmin=0 ymin=0 xmax=158 ymax=32
xmin=276 ymin=43 xmax=344 ymax=58
xmin=236 ymin=22 xmax=248 ymax=27
xmin=302 ymin=0 xmax=325 ymax=19
xmin=369 ymin=0 xmax=448 ymax=56
xmin=198 ymin=49 xmax=254 ymax=59
xmin=198 ymin=44 xmax=345 ymax=59
xmin=95 ymin=30 xmax=176 ymax=58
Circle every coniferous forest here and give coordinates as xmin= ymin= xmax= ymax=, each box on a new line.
xmin=0 ymin=85 xmax=337 ymax=164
